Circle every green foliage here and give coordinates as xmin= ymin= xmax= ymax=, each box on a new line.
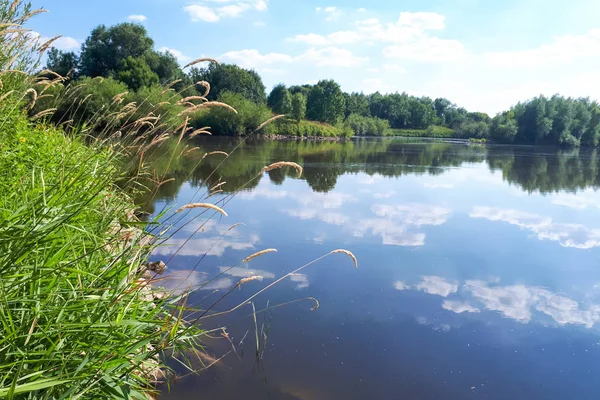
xmin=267 ymin=83 xmax=292 ymax=115
xmin=291 ymin=92 xmax=307 ymax=123
xmin=345 ymin=113 xmax=390 ymax=136
xmin=125 ymin=85 xmax=186 ymax=131
xmin=454 ymin=120 xmax=490 ymax=139
xmin=46 ymin=48 xmax=79 ymax=78
xmin=144 ymin=50 xmax=185 ymax=85
xmin=61 ymin=77 xmax=128 ymax=128
xmin=344 ymin=92 xmax=371 ymax=118
xmin=387 ymin=125 xmax=455 ymax=138
xmin=268 ymin=119 xmax=353 ymax=137
xmin=306 ymin=80 xmax=345 ymax=124
xmin=80 ymin=23 xmax=154 ymax=78
xmin=116 ymin=56 xmax=159 ymax=90
xmin=190 ymin=63 xmax=267 ymax=104
xmin=191 ymin=90 xmax=272 ymax=135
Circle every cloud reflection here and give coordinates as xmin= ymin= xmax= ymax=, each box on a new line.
xmin=470 ymin=206 xmax=600 ymax=249
xmin=395 ymin=275 xmax=600 ymax=328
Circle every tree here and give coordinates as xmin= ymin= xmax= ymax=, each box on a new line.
xmin=189 ymin=63 xmax=266 ymax=104
xmin=268 ymin=84 xmax=292 ymax=114
xmin=116 ymin=56 xmax=159 ymax=91
xmin=291 ymin=92 xmax=307 ymax=122
xmin=434 ymin=98 xmax=452 ymax=124
xmin=344 ymin=92 xmax=370 ymax=118
xmin=46 ymin=48 xmax=79 ymax=78
xmin=306 ymin=80 xmax=345 ymax=124
xmin=79 ymin=23 xmax=154 ymax=78
xmin=144 ymin=50 xmax=184 ymax=85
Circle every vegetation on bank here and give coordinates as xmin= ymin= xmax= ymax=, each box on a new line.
xmin=1 ymin=3 xmax=361 ymax=398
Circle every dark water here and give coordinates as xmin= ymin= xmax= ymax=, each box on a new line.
xmin=152 ymin=138 xmax=600 ymax=400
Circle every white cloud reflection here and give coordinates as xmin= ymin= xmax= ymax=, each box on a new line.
xmin=289 ymin=273 xmax=310 ymax=289
xmin=396 ymin=275 xmax=600 ymax=328
xmin=470 ymin=206 xmax=600 ymax=249
xmin=153 ymin=234 xmax=259 ymax=257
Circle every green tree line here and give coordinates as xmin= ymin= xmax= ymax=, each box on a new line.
xmin=46 ymin=22 xmax=600 ymax=146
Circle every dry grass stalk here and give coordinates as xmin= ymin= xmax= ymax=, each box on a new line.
xmin=178 ymin=101 xmax=237 ymax=116
xmin=175 ymin=203 xmax=228 ymax=216
xmin=38 ymin=35 xmax=62 ymax=53
xmin=31 ymin=108 xmax=56 ymax=119
xmin=197 ymin=81 xmax=210 ymax=97
xmin=255 ymin=114 xmax=285 ymax=132
xmin=0 ymin=90 xmax=15 ymax=104
xmin=0 ymin=69 xmax=28 ymax=75
xmin=237 ymin=275 xmax=264 ymax=287
xmin=165 ymin=79 xmax=182 ymax=89
xmin=112 ymin=91 xmax=129 ymax=104
xmin=183 ymin=57 xmax=220 ymax=69
xmin=9 ymin=0 xmax=21 ymax=13
xmin=37 ymin=69 xmax=64 ymax=80
xmin=184 ymin=146 xmax=200 ymax=155
xmin=308 ymin=297 xmax=320 ymax=311
xmin=24 ymin=87 xmax=37 ymax=109
xmin=210 ymin=181 xmax=226 ymax=192
xmin=178 ymin=95 xmax=207 ymax=105
xmin=330 ymin=249 xmax=358 ymax=268
xmin=189 ymin=128 xmax=211 ymax=137
xmin=207 ymin=151 xmax=228 ymax=157
xmin=260 ymin=161 xmax=303 ymax=177
xmin=242 ymin=248 xmax=277 ymax=263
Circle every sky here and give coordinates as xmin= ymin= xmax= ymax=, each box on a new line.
xmin=27 ymin=0 xmax=600 ymax=115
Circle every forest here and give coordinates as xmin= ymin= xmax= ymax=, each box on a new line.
xmin=45 ymin=22 xmax=600 ymax=146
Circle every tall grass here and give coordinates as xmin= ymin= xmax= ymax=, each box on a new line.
xmin=0 ymin=2 xmax=358 ymax=398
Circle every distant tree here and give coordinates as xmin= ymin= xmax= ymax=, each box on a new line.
xmin=344 ymin=92 xmax=371 ymax=118
xmin=267 ymin=83 xmax=293 ymax=114
xmin=144 ymin=50 xmax=184 ymax=85
xmin=189 ymin=63 xmax=266 ymax=104
xmin=306 ymin=79 xmax=345 ymax=124
xmin=46 ymin=48 xmax=79 ymax=78
xmin=79 ymin=23 xmax=154 ymax=78
xmin=434 ymin=98 xmax=452 ymax=124
xmin=291 ymin=92 xmax=307 ymax=122
xmin=116 ymin=56 xmax=159 ymax=91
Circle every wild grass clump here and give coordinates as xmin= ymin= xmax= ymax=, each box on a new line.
xmin=266 ymin=118 xmax=354 ymax=138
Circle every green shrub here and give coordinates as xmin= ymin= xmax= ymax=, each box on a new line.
xmin=190 ymin=90 xmax=272 ymax=135
xmin=345 ymin=113 xmax=390 ymax=136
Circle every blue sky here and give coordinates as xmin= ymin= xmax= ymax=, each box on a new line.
xmin=28 ymin=0 xmax=600 ymax=114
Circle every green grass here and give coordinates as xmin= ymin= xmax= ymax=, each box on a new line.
xmin=268 ymin=119 xmax=354 ymax=138
xmin=387 ymin=125 xmax=455 ymax=138
xmin=0 ymin=108 xmax=207 ymax=399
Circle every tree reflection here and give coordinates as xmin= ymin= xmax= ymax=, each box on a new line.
xmin=134 ymin=138 xmax=600 ymax=214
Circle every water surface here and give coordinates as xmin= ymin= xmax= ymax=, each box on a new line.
xmin=153 ymin=138 xmax=600 ymax=399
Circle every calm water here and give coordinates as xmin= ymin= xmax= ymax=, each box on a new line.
xmin=152 ymin=138 xmax=600 ymax=400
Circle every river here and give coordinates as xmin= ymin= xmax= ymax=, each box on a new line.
xmin=152 ymin=137 xmax=600 ymax=399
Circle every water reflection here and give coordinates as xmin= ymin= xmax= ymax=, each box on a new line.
xmin=151 ymin=138 xmax=600 ymax=400
xmin=470 ymin=206 xmax=600 ymax=249
xmin=395 ymin=275 xmax=600 ymax=328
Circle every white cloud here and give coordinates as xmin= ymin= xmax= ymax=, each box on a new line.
xmin=550 ymin=193 xmax=600 ymax=210
xmin=254 ymin=21 xmax=266 ymax=27
xmin=158 ymin=47 xmax=191 ymax=62
xmin=394 ymin=281 xmax=409 ymax=290
xmin=184 ymin=5 xmax=220 ymax=22
xmin=361 ymin=78 xmax=392 ymax=94
xmin=442 ymin=300 xmax=480 ymax=314
xmin=470 ymin=207 xmax=600 ymax=249
xmin=221 ymin=49 xmax=293 ymax=69
xmin=317 ymin=6 xmax=341 ymax=21
xmin=383 ymin=37 xmax=467 ymax=63
xmin=397 ymin=11 xmax=445 ymax=30
xmin=465 ymin=280 xmax=600 ymax=327
xmin=239 ymin=186 xmax=289 ymax=200
xmin=219 ymin=266 xmax=275 ymax=279
xmin=127 ymin=14 xmax=147 ymax=22
xmin=184 ymin=0 xmax=267 ymax=22
xmin=298 ymin=47 xmax=367 ymax=67
xmin=34 ymin=33 xmax=80 ymax=51
xmin=289 ymin=273 xmax=310 ymax=289
xmin=416 ymin=276 xmax=458 ymax=297
xmin=358 ymin=8 xmax=366 ymax=13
